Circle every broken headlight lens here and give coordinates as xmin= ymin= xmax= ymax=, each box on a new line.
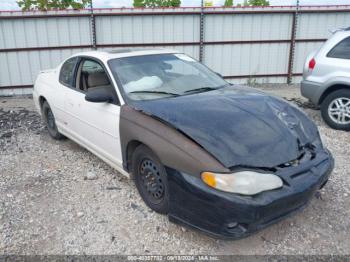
xmin=201 ymin=171 xmax=283 ymax=195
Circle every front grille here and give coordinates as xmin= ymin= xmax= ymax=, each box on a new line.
xmin=277 ymin=149 xmax=315 ymax=170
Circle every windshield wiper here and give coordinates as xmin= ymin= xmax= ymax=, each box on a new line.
xmin=129 ymin=90 xmax=180 ymax=97
xmin=184 ymin=86 xmax=220 ymax=94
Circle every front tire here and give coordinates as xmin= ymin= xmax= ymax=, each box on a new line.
xmin=42 ymin=101 xmax=65 ymax=140
xmin=132 ymin=145 xmax=169 ymax=214
xmin=321 ymin=89 xmax=350 ymax=131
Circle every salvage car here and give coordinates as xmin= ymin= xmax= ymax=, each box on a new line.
xmin=33 ymin=49 xmax=334 ymax=239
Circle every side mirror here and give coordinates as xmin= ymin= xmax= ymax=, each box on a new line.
xmin=85 ymin=87 xmax=114 ymax=103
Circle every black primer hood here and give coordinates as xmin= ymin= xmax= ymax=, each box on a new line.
xmin=131 ymin=85 xmax=322 ymax=169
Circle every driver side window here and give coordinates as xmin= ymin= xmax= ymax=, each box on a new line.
xmin=77 ymin=59 xmax=111 ymax=92
xmin=75 ymin=58 xmax=119 ymax=105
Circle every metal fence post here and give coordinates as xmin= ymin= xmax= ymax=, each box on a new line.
xmin=90 ymin=0 xmax=97 ymax=50
xmin=287 ymin=0 xmax=300 ymax=84
xmin=199 ymin=0 xmax=205 ymax=62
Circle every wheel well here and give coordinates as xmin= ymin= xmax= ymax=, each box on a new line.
xmin=39 ymin=96 xmax=47 ymax=110
xmin=126 ymin=140 xmax=142 ymax=173
xmin=319 ymin=84 xmax=349 ymax=105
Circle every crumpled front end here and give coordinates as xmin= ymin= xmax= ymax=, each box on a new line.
xmin=129 ymin=85 xmax=334 ymax=238
xmin=132 ymin=86 xmax=323 ymax=169
xmin=166 ymin=149 xmax=334 ymax=239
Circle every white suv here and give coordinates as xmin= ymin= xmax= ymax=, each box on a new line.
xmin=301 ymin=28 xmax=350 ymax=131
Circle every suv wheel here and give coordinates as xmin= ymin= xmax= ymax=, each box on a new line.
xmin=321 ymin=89 xmax=350 ymax=131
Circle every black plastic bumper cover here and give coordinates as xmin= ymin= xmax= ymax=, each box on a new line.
xmin=166 ymin=150 xmax=334 ymax=239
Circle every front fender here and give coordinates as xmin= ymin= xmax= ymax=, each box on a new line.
xmin=119 ymin=105 xmax=229 ymax=178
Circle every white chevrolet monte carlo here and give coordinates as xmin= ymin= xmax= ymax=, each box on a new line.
xmin=33 ymin=49 xmax=333 ymax=239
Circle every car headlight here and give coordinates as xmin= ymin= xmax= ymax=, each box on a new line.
xmin=201 ymin=171 xmax=283 ymax=195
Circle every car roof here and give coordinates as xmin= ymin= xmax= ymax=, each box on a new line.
xmin=72 ymin=48 xmax=178 ymax=62
xmin=314 ymin=29 xmax=350 ymax=57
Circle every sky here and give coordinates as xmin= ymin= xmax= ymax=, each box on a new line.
xmin=1 ymin=0 xmax=350 ymax=10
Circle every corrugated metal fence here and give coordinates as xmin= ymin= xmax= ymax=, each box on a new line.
xmin=1 ymin=5 xmax=350 ymax=95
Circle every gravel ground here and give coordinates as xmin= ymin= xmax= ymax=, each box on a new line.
xmin=0 ymin=85 xmax=349 ymax=255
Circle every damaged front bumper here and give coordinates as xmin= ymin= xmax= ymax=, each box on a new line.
xmin=166 ymin=149 xmax=334 ymax=239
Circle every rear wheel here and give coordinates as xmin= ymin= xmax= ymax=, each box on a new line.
xmin=42 ymin=101 xmax=65 ymax=140
xmin=132 ymin=145 xmax=169 ymax=214
xmin=321 ymin=89 xmax=350 ymax=131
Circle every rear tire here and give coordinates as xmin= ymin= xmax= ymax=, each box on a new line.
xmin=132 ymin=145 xmax=169 ymax=214
xmin=321 ymin=89 xmax=350 ymax=131
xmin=42 ymin=101 xmax=65 ymax=140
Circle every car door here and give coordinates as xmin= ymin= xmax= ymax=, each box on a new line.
xmin=63 ymin=57 xmax=123 ymax=168
xmin=55 ymin=57 xmax=80 ymax=129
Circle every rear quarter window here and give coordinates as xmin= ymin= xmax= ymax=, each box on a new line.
xmin=59 ymin=57 xmax=78 ymax=87
xmin=327 ymin=36 xmax=350 ymax=59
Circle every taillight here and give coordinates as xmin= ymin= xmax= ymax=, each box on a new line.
xmin=308 ymin=58 xmax=316 ymax=70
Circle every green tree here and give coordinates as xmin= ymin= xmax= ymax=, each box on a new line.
xmin=134 ymin=0 xmax=181 ymax=7
xmin=247 ymin=0 xmax=270 ymax=6
xmin=17 ymin=0 xmax=90 ymax=11
xmin=133 ymin=0 xmax=145 ymax=7
xmin=204 ymin=0 xmax=213 ymax=6
xmin=224 ymin=0 xmax=233 ymax=7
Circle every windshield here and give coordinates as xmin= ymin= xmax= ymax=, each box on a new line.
xmin=108 ymin=53 xmax=227 ymax=101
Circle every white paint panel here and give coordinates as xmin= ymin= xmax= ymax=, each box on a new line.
xmin=205 ymin=13 xmax=292 ymax=42
xmin=204 ymin=43 xmax=289 ymax=76
xmin=96 ymin=15 xmax=200 ymax=44
xmin=1 ymin=7 xmax=350 ymax=94
xmin=297 ymin=12 xmax=350 ymax=39
xmin=0 ymin=17 xmax=91 ymax=49
xmin=227 ymin=77 xmax=286 ymax=85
